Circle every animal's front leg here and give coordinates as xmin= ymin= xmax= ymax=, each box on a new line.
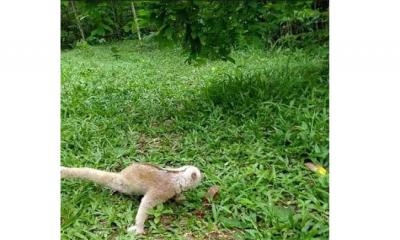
xmin=174 ymin=193 xmax=186 ymax=203
xmin=127 ymin=193 xmax=162 ymax=234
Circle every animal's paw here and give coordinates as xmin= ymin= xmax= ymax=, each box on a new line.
xmin=127 ymin=225 xmax=145 ymax=234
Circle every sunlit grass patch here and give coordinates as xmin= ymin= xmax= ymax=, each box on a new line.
xmin=61 ymin=40 xmax=328 ymax=239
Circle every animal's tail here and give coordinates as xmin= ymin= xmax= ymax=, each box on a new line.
xmin=61 ymin=166 xmax=130 ymax=194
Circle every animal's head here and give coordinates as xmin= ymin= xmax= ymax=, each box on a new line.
xmin=178 ymin=166 xmax=202 ymax=191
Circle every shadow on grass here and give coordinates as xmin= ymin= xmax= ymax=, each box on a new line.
xmin=156 ymin=62 xmax=329 ymax=166
xmin=175 ymin=62 xmax=328 ymax=122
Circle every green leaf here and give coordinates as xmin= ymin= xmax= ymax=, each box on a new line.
xmin=271 ymin=206 xmax=295 ymax=222
xmin=239 ymin=198 xmax=253 ymax=206
xmin=220 ymin=217 xmax=251 ymax=229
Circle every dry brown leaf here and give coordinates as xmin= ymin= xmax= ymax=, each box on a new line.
xmin=183 ymin=232 xmax=196 ymax=240
xmin=194 ymin=209 xmax=206 ymax=219
xmin=305 ymin=162 xmax=318 ymax=172
xmin=160 ymin=215 xmax=174 ymax=226
xmin=207 ymin=230 xmax=235 ymax=240
xmin=205 ymin=185 xmax=220 ymax=201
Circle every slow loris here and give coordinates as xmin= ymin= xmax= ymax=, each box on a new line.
xmin=61 ymin=163 xmax=202 ymax=234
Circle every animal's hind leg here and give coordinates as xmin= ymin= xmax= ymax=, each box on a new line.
xmin=61 ymin=167 xmax=130 ymax=194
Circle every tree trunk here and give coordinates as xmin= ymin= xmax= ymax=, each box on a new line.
xmin=110 ymin=0 xmax=121 ymax=39
xmin=314 ymin=0 xmax=319 ymax=31
xmin=131 ymin=1 xmax=142 ymax=41
xmin=70 ymin=0 xmax=85 ymax=41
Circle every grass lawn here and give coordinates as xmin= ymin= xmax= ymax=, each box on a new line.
xmin=61 ymin=40 xmax=329 ymax=239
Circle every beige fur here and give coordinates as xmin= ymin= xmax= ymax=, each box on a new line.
xmin=61 ymin=163 xmax=202 ymax=234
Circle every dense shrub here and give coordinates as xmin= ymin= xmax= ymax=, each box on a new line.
xmin=61 ymin=0 xmax=328 ymax=60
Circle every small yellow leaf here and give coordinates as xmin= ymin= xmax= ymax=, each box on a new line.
xmin=305 ymin=162 xmax=328 ymax=176
xmin=316 ymin=166 xmax=327 ymax=176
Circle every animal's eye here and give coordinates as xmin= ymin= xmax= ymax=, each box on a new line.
xmin=191 ymin=172 xmax=197 ymax=181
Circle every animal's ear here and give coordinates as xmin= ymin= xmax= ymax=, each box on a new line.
xmin=191 ymin=172 xmax=197 ymax=181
